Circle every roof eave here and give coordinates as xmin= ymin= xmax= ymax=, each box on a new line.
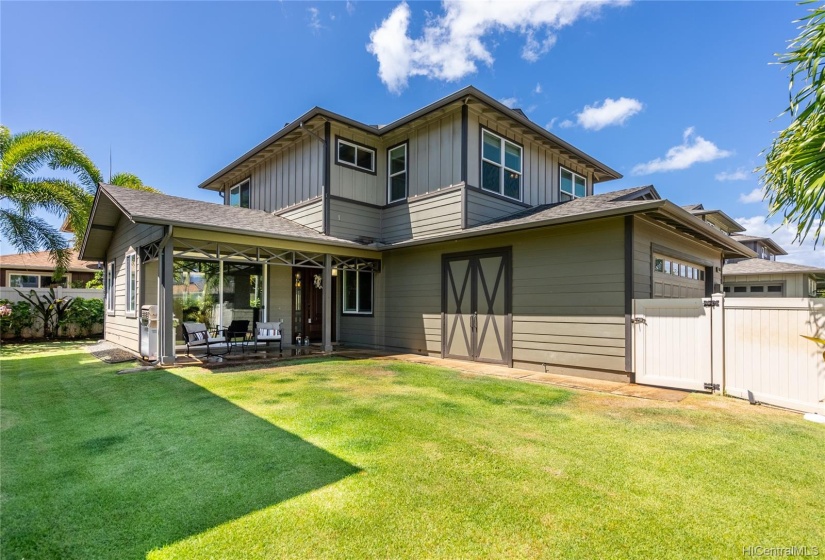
xmin=129 ymin=216 xmax=382 ymax=254
xmin=659 ymin=202 xmax=756 ymax=258
xmin=199 ymin=86 xmax=623 ymax=191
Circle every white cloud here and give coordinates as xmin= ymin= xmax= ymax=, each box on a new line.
xmin=367 ymin=0 xmax=628 ymax=93
xmin=499 ymin=96 xmax=518 ymax=109
xmin=632 ymin=127 xmax=732 ymax=175
xmin=534 ymin=83 xmax=542 ymax=94
xmin=559 ymin=119 xmax=574 ymax=128
xmin=575 ymin=97 xmax=643 ymax=130
xmin=739 ymin=187 xmax=765 ymax=204
xmin=545 ymin=117 xmax=558 ymax=130
xmin=736 ymin=216 xmax=825 ymax=268
xmin=715 ymin=168 xmax=750 ymax=181
xmin=346 ymin=0 xmax=355 ymax=15
xmin=308 ymin=7 xmax=323 ymax=31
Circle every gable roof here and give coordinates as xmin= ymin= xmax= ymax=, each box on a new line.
xmin=723 ymin=258 xmax=825 ymax=277
xmin=0 ymin=249 xmax=99 ymax=272
xmin=730 ymin=234 xmax=788 ymax=255
xmin=79 ymin=184 xmax=374 ymax=260
xmin=198 ymin=86 xmax=622 ymax=192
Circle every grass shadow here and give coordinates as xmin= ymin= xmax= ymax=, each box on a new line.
xmin=1 ymin=349 xmax=360 ymax=559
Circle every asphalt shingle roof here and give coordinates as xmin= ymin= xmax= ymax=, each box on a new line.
xmin=0 ymin=249 xmax=98 ymax=271
xmin=723 ymin=258 xmax=825 ymax=276
xmin=101 ymin=184 xmax=363 ymax=246
xmin=466 ymin=186 xmax=657 ymax=231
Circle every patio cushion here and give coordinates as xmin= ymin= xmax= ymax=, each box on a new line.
xmin=190 ymin=331 xmax=208 ymax=342
xmin=256 ymin=322 xmax=282 ymax=340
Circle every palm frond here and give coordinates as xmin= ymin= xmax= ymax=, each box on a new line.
xmin=0 ymin=209 xmax=71 ymax=269
xmin=1 ymin=129 xmax=102 ymax=193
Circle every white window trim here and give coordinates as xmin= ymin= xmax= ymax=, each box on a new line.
xmin=106 ymin=260 xmax=116 ymax=314
xmin=7 ymin=272 xmax=72 ymax=288
xmin=228 ymin=179 xmax=250 ymax=208
xmin=560 ymin=167 xmax=587 ymax=199
xmin=125 ymin=252 xmax=137 ymax=317
xmin=387 ymin=143 xmax=408 ymax=203
xmin=342 ymin=269 xmax=373 ymax=315
xmin=337 ymin=138 xmax=375 ymax=173
xmin=481 ymin=129 xmax=522 ymax=201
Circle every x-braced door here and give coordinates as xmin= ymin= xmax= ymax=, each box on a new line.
xmin=442 ymin=248 xmax=512 ymax=365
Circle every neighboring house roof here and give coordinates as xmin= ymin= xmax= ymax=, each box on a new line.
xmin=0 ymin=249 xmax=99 ymax=272
xmin=80 ymin=184 xmax=372 ymax=260
xmin=81 ymin=183 xmax=756 ymax=261
xmin=723 ymin=258 xmax=825 ymax=277
xmin=683 ymin=206 xmax=745 ymax=234
xmin=730 ymin=234 xmax=788 ymax=255
xmin=198 ymin=86 xmax=623 ymax=192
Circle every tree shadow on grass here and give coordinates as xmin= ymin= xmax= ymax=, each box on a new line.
xmin=1 ymin=352 xmax=360 ymax=559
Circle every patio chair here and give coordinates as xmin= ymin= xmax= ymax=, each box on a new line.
xmin=182 ymin=322 xmax=230 ymax=358
xmin=225 ymin=320 xmax=250 ymax=348
xmin=252 ymin=321 xmax=282 ymax=353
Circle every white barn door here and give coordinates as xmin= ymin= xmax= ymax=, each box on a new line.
xmin=633 ymin=298 xmax=721 ymax=392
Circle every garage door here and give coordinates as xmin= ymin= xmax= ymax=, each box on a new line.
xmin=653 ymin=254 xmax=707 ymax=298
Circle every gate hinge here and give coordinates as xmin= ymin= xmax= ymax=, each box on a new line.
xmin=703 ymin=300 xmax=720 ymax=308
xmin=704 ymin=382 xmax=720 ymax=391
xmin=631 ymin=317 xmax=646 ymax=325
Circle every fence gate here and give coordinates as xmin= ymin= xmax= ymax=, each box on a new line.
xmin=633 ymin=297 xmax=722 ymax=392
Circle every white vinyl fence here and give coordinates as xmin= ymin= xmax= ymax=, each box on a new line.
xmin=0 ymin=287 xmax=104 ymax=303
xmin=633 ymin=296 xmax=825 ymax=414
xmin=1 ymin=287 xmax=104 ymax=339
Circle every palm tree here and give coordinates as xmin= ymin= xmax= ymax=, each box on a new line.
xmin=0 ymin=125 xmax=101 ymax=269
xmin=763 ymin=4 xmax=825 ymax=246
xmin=109 ymin=171 xmax=158 ymax=192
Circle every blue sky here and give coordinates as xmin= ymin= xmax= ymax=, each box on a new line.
xmin=2 ymin=1 xmax=818 ymax=265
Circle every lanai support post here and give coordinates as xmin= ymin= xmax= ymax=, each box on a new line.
xmin=323 ymin=253 xmax=333 ymax=353
xmin=158 ymin=229 xmax=175 ymax=365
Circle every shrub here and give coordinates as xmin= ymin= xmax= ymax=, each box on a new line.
xmin=0 ymin=300 xmax=35 ymax=337
xmin=61 ymin=298 xmax=104 ymax=335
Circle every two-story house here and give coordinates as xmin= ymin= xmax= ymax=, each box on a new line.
xmin=80 ymin=86 xmax=752 ymax=382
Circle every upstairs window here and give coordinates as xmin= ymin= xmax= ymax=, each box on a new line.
xmin=481 ymin=129 xmax=522 ymax=200
xmin=229 ymin=179 xmax=250 ymax=208
xmin=388 ymin=143 xmax=407 ymax=203
xmin=560 ymin=167 xmax=587 ymax=200
xmin=337 ymin=138 xmax=375 ymax=173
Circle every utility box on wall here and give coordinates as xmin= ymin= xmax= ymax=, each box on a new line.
xmin=140 ymin=304 xmax=159 ymax=361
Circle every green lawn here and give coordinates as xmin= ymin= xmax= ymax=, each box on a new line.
xmin=1 ymin=342 xmax=823 ymax=559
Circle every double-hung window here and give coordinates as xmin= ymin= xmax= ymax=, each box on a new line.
xmin=106 ymin=260 xmax=116 ymax=314
xmin=387 ymin=143 xmax=407 ymax=202
xmin=481 ymin=129 xmax=522 ymax=200
xmin=125 ymin=252 xmax=137 ymax=316
xmin=337 ymin=138 xmax=375 ymax=173
xmin=229 ymin=179 xmax=250 ymax=208
xmin=342 ymin=269 xmax=373 ymax=315
xmin=560 ymin=167 xmax=587 ymax=200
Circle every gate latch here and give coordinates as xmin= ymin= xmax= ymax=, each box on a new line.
xmin=631 ymin=317 xmax=646 ymax=325
xmin=703 ymin=300 xmax=720 ymax=308
xmin=704 ymin=382 xmax=720 ymax=391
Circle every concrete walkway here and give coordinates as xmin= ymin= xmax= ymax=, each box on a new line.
xmin=340 ymin=351 xmax=688 ymax=403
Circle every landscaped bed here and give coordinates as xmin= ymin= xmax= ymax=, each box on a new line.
xmin=1 ymin=342 xmax=822 ymax=559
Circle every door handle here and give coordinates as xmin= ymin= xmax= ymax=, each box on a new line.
xmin=472 ymin=312 xmax=478 ymax=330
